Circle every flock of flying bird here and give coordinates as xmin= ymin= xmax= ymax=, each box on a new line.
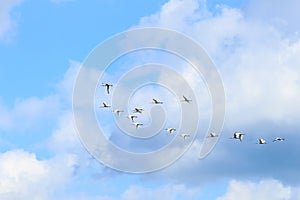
xmin=100 ymin=83 xmax=192 ymax=140
xmin=100 ymin=83 xmax=286 ymax=144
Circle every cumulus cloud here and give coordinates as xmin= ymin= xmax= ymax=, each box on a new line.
xmin=0 ymin=0 xmax=23 ymax=42
xmin=0 ymin=95 xmax=60 ymax=132
xmin=0 ymin=60 xmax=80 ymax=132
xmin=137 ymin=0 xmax=300 ymax=128
xmin=0 ymin=149 xmax=77 ymax=200
xmin=120 ymin=184 xmax=200 ymax=200
xmin=217 ymin=179 xmax=296 ymax=200
xmin=119 ymin=0 xmax=300 ymax=188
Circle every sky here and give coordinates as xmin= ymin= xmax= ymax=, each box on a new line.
xmin=0 ymin=0 xmax=300 ymax=199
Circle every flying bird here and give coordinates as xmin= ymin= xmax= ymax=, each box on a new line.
xmin=100 ymin=102 xmax=111 ymax=108
xmin=101 ymin=83 xmax=113 ymax=94
xmin=256 ymin=138 xmax=267 ymax=144
xmin=112 ymin=109 xmax=124 ymax=117
xmin=181 ymin=95 xmax=192 ymax=103
xmin=208 ymin=131 xmax=218 ymax=138
xmin=273 ymin=137 xmax=285 ymax=142
xmin=127 ymin=115 xmax=138 ymax=122
xmin=230 ymin=132 xmax=245 ymax=142
xmin=181 ymin=133 xmax=190 ymax=140
xmin=165 ymin=128 xmax=176 ymax=134
xmin=132 ymin=123 xmax=143 ymax=129
xmin=152 ymin=98 xmax=163 ymax=104
xmin=133 ymin=107 xmax=144 ymax=114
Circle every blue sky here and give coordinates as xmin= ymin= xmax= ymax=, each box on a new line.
xmin=1 ymin=0 xmax=300 ymax=199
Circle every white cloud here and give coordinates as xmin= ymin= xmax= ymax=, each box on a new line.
xmin=0 ymin=95 xmax=60 ymax=131
xmin=120 ymin=184 xmax=199 ymax=200
xmin=0 ymin=60 xmax=80 ymax=132
xmin=217 ymin=179 xmax=293 ymax=200
xmin=0 ymin=0 xmax=23 ymax=42
xmin=0 ymin=149 xmax=77 ymax=200
xmin=138 ymin=0 xmax=300 ymax=127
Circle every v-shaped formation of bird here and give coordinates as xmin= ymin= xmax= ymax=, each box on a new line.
xmin=99 ymin=82 xmax=193 ymax=140
xmin=99 ymin=82 xmax=287 ymax=145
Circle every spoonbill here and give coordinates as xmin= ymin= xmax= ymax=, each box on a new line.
xmin=133 ymin=108 xmax=144 ymax=114
xmin=112 ymin=109 xmax=124 ymax=117
xmin=165 ymin=128 xmax=176 ymax=134
xmin=230 ymin=132 xmax=245 ymax=142
xmin=181 ymin=133 xmax=190 ymax=140
xmin=273 ymin=137 xmax=285 ymax=142
xmin=101 ymin=83 xmax=113 ymax=94
xmin=152 ymin=98 xmax=163 ymax=104
xmin=127 ymin=115 xmax=138 ymax=122
xmin=256 ymin=138 xmax=267 ymax=144
xmin=132 ymin=123 xmax=143 ymax=129
xmin=208 ymin=131 xmax=218 ymax=138
xmin=100 ymin=102 xmax=111 ymax=108
xmin=181 ymin=95 xmax=192 ymax=103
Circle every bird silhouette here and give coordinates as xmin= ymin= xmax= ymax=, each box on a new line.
xmin=101 ymin=83 xmax=113 ymax=94
xmin=181 ymin=95 xmax=192 ymax=103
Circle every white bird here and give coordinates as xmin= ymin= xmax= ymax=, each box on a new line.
xmin=208 ymin=131 xmax=218 ymax=138
xmin=273 ymin=137 xmax=285 ymax=142
xmin=133 ymin=107 xmax=144 ymax=114
xmin=152 ymin=98 xmax=163 ymax=104
xmin=127 ymin=115 xmax=138 ymax=122
xmin=101 ymin=83 xmax=113 ymax=94
xmin=112 ymin=109 xmax=124 ymax=117
xmin=181 ymin=133 xmax=190 ymax=140
xmin=230 ymin=132 xmax=245 ymax=142
xmin=100 ymin=102 xmax=111 ymax=108
xmin=165 ymin=128 xmax=176 ymax=134
xmin=256 ymin=138 xmax=267 ymax=144
xmin=181 ymin=95 xmax=192 ymax=103
xmin=132 ymin=123 xmax=143 ymax=129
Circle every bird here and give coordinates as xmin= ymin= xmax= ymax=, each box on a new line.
xmin=152 ymin=98 xmax=163 ymax=104
xmin=208 ymin=131 xmax=218 ymax=138
xmin=165 ymin=128 xmax=176 ymax=134
xmin=273 ymin=137 xmax=285 ymax=142
xmin=230 ymin=132 xmax=245 ymax=142
xmin=112 ymin=109 xmax=124 ymax=117
xmin=132 ymin=123 xmax=143 ymax=129
xmin=256 ymin=138 xmax=267 ymax=144
xmin=181 ymin=95 xmax=192 ymax=103
xmin=100 ymin=102 xmax=111 ymax=108
xmin=133 ymin=107 xmax=144 ymax=114
xmin=127 ymin=115 xmax=138 ymax=122
xmin=101 ymin=83 xmax=113 ymax=94
xmin=181 ymin=133 xmax=190 ymax=140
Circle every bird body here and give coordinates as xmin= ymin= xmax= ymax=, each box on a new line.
xmin=231 ymin=132 xmax=245 ymax=142
xmin=257 ymin=138 xmax=267 ymax=144
xmin=133 ymin=108 xmax=144 ymax=114
xmin=273 ymin=137 xmax=285 ymax=142
xmin=182 ymin=95 xmax=192 ymax=103
xmin=127 ymin=115 xmax=138 ymax=122
xmin=113 ymin=109 xmax=124 ymax=116
xmin=152 ymin=98 xmax=163 ymax=104
xmin=101 ymin=102 xmax=111 ymax=108
xmin=101 ymin=83 xmax=113 ymax=94
xmin=132 ymin=123 xmax=143 ymax=129
xmin=181 ymin=133 xmax=190 ymax=140
xmin=165 ymin=128 xmax=176 ymax=134
xmin=208 ymin=131 xmax=218 ymax=138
